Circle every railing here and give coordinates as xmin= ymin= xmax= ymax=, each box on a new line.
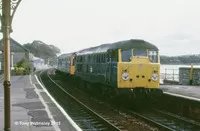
xmin=160 ymin=68 xmax=179 ymax=82
xmin=161 ymin=66 xmax=200 ymax=85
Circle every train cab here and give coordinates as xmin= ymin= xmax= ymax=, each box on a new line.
xmin=117 ymin=48 xmax=160 ymax=89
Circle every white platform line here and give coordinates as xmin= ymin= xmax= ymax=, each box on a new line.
xmin=29 ymin=75 xmax=33 ymax=85
xmin=29 ymin=75 xmax=61 ymax=131
xmin=0 ymin=75 xmax=3 ymax=81
xmin=34 ymin=74 xmax=82 ymax=131
xmin=164 ymin=91 xmax=200 ymax=102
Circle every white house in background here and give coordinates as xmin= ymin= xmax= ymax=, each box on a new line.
xmin=31 ymin=56 xmax=44 ymax=69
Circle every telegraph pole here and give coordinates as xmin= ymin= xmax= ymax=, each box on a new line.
xmin=0 ymin=0 xmax=22 ymax=131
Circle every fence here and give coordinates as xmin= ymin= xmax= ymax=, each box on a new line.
xmin=161 ymin=65 xmax=200 ymax=85
xmin=160 ymin=68 xmax=179 ymax=82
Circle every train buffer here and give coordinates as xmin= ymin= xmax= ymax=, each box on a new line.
xmin=0 ymin=74 xmax=81 ymax=131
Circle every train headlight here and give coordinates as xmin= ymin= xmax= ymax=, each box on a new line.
xmin=122 ymin=72 xmax=129 ymax=80
xmin=151 ymin=73 xmax=158 ymax=81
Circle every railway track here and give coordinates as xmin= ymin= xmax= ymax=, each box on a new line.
xmin=38 ymin=69 xmax=121 ymax=131
xmin=38 ymin=68 xmax=200 ymax=131
xmin=126 ymin=106 xmax=200 ymax=131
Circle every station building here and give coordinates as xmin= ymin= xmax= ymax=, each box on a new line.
xmin=0 ymin=38 xmax=33 ymax=74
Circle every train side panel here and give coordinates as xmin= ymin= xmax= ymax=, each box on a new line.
xmin=57 ymin=54 xmax=75 ymax=75
xmin=75 ymin=54 xmax=107 ymax=84
xmin=105 ymin=62 xmax=118 ymax=86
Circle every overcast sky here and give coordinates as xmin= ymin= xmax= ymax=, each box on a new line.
xmin=1 ymin=0 xmax=200 ymax=56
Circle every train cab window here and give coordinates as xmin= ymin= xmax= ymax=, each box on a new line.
xmin=121 ymin=49 xmax=132 ymax=62
xmin=133 ymin=49 xmax=147 ymax=56
xmin=148 ymin=50 xmax=158 ymax=63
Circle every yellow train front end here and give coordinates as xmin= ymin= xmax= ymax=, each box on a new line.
xmin=118 ymin=57 xmax=160 ymax=88
xmin=70 ymin=56 xmax=75 ymax=75
xmin=117 ymin=49 xmax=162 ymax=97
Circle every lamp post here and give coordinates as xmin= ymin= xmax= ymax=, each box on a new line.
xmin=0 ymin=0 xmax=22 ymax=131
xmin=11 ymin=52 xmax=14 ymax=70
xmin=0 ymin=51 xmax=2 ymax=71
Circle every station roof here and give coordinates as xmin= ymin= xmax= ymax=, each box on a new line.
xmin=0 ymin=38 xmax=30 ymax=52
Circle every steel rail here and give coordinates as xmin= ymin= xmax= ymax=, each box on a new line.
xmin=38 ymin=69 xmax=121 ymax=131
xmin=127 ymin=108 xmax=200 ymax=131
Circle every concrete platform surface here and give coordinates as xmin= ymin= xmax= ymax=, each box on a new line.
xmin=0 ymin=75 xmax=81 ymax=131
xmin=160 ymin=85 xmax=200 ymax=101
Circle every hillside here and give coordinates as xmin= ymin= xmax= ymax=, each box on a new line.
xmin=160 ymin=54 xmax=200 ymax=64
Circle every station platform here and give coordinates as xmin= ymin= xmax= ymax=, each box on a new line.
xmin=160 ymin=85 xmax=200 ymax=101
xmin=0 ymin=74 xmax=81 ymax=131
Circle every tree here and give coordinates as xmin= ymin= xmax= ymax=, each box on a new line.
xmin=23 ymin=40 xmax=61 ymax=59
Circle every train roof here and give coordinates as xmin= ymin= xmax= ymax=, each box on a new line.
xmin=76 ymin=39 xmax=158 ymax=55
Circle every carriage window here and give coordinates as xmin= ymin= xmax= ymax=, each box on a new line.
xmin=91 ymin=55 xmax=94 ymax=62
xmin=133 ymin=49 xmax=147 ymax=56
xmin=148 ymin=50 xmax=158 ymax=63
xmin=76 ymin=57 xmax=79 ymax=62
xmin=58 ymin=59 xmax=62 ymax=66
xmin=121 ymin=49 xmax=132 ymax=62
xmin=97 ymin=55 xmax=100 ymax=63
xmin=111 ymin=51 xmax=118 ymax=62
xmin=84 ymin=56 xmax=88 ymax=62
xmin=88 ymin=55 xmax=90 ymax=62
xmin=94 ymin=55 xmax=96 ymax=63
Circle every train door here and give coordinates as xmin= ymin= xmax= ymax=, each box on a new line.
xmin=70 ymin=55 xmax=75 ymax=75
xmin=105 ymin=50 xmax=119 ymax=85
xmin=105 ymin=51 xmax=112 ymax=83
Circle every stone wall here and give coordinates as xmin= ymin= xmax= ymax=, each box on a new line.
xmin=179 ymin=67 xmax=200 ymax=85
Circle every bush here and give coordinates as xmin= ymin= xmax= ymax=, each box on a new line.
xmin=14 ymin=58 xmax=32 ymax=75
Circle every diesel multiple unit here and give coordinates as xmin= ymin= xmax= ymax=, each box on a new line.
xmin=57 ymin=39 xmax=161 ymax=97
